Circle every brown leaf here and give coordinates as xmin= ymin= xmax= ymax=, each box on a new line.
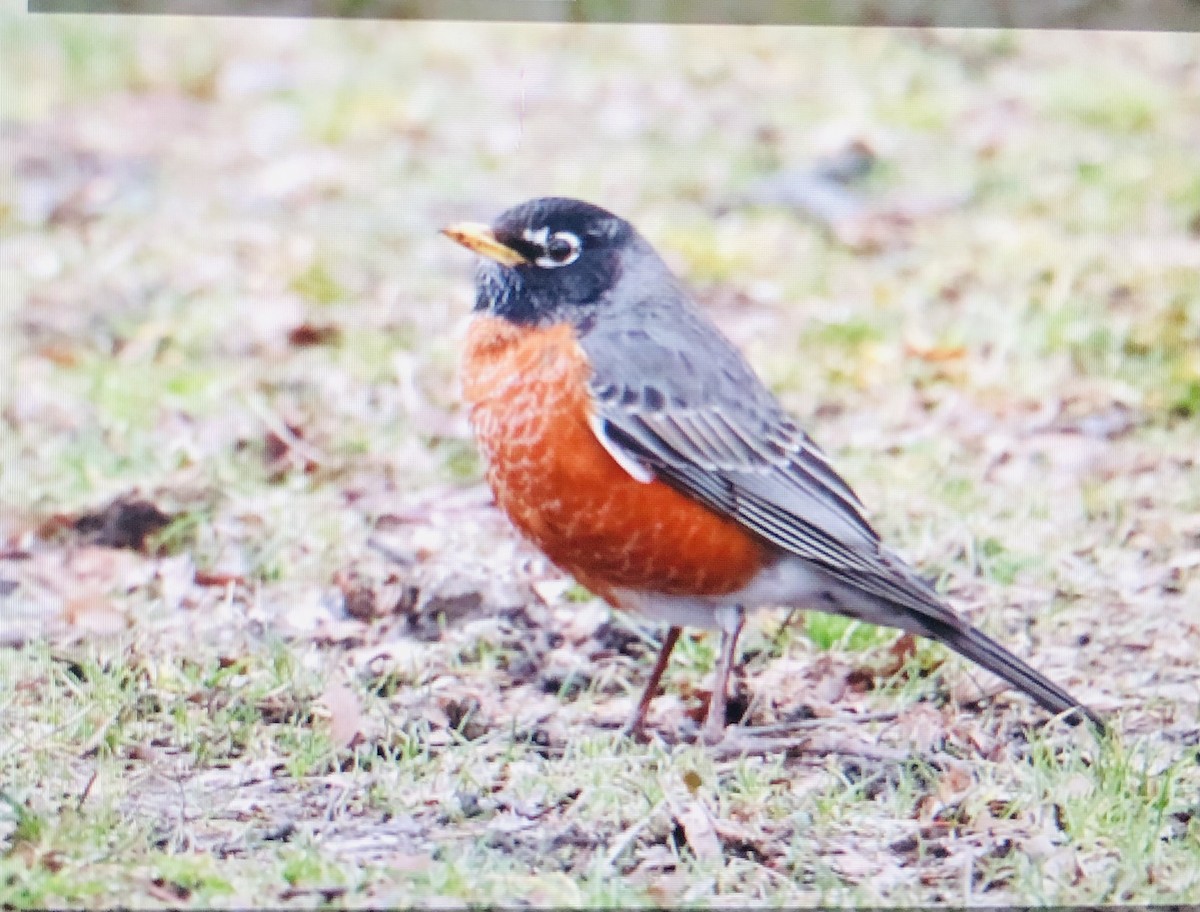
xmin=875 ymin=633 xmax=918 ymax=678
xmin=193 ymin=570 xmax=247 ymax=588
xmin=263 ymin=422 xmax=320 ymax=477
xmin=287 ymin=322 xmax=342 ymax=347
xmin=40 ymin=851 xmax=66 ymax=873
xmin=937 ymin=760 xmax=975 ymax=804
xmin=904 ymin=330 xmax=967 ymax=364
xmin=146 ymin=879 xmax=192 ymax=904
xmin=263 ymin=427 xmax=295 ymax=463
xmin=63 ymin=594 xmax=128 ymax=635
xmin=915 ymin=793 xmax=940 ymax=823
xmin=72 ymin=497 xmax=173 ymax=551
xmin=334 ymin=570 xmax=378 ymax=621
xmin=36 ymin=343 xmax=80 ymax=367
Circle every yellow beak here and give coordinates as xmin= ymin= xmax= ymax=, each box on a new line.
xmin=441 ymin=222 xmax=528 ymax=267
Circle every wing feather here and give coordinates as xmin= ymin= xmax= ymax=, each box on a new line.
xmin=578 ymin=292 xmax=962 ymax=626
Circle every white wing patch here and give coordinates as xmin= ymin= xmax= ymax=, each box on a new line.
xmin=589 ymin=414 xmax=655 ymax=483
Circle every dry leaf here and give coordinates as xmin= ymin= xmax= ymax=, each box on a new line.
xmin=829 ymin=849 xmax=876 ymax=881
xmin=319 ymin=683 xmax=364 ymax=748
xmin=936 ymin=761 xmax=975 ymax=804
xmin=709 ymin=815 xmax=759 ymax=846
xmin=644 ymin=872 xmax=690 ymax=905
xmin=915 ymin=793 xmax=941 ymax=823
xmin=36 ymin=343 xmax=80 ymax=367
xmin=334 ymin=570 xmax=378 ymax=622
xmin=672 ymin=800 xmax=722 ymax=865
xmin=904 ymin=329 xmax=967 ymax=364
xmin=61 ymin=545 xmax=147 ymax=589
xmin=193 ymin=570 xmax=248 ymax=587
xmin=72 ymin=497 xmax=173 ymax=551
xmin=532 ymin=578 xmax=576 ymax=606
xmin=156 ymin=554 xmax=195 ymax=612
xmin=263 ymin=422 xmax=320 ymax=476
xmin=875 ymin=632 xmax=918 ymax=677
xmin=63 ymin=594 xmax=128 ymax=635
xmin=145 ymin=879 xmax=191 ymax=904
xmin=894 ymin=704 xmax=946 ymax=753
xmin=287 ymin=322 xmax=342 ymax=347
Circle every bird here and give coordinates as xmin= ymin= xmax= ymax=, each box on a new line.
xmin=441 ymin=196 xmax=1104 ymax=744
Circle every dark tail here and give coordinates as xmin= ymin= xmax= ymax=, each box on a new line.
xmin=931 ymin=619 xmax=1106 ymax=734
xmin=816 ymin=549 xmax=1105 ymax=732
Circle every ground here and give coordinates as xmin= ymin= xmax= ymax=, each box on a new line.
xmin=1 ymin=11 xmax=1200 ymax=907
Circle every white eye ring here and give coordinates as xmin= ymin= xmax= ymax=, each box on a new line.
xmin=534 ymin=230 xmax=582 ymax=269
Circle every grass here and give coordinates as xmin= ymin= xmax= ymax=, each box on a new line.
xmin=1 ymin=16 xmax=1199 ymax=908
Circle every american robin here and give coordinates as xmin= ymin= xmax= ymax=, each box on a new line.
xmin=442 ymin=196 xmax=1104 ymax=743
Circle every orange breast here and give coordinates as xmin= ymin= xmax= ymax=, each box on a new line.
xmin=460 ymin=315 xmax=767 ymax=605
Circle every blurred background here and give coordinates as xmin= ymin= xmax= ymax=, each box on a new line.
xmin=2 ymin=18 xmax=1196 ymax=622
xmin=1 ymin=12 xmax=1199 ymax=905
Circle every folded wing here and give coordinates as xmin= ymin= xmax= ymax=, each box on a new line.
xmin=579 ymin=296 xmax=963 ymax=630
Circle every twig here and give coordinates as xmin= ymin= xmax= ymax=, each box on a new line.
xmin=366 ymin=536 xmax=415 ymax=566
xmin=77 ymin=769 xmax=99 ymax=812
xmin=737 ymin=711 xmax=900 ymax=738
xmin=709 ymin=733 xmax=911 ymax=764
xmin=769 ymin=607 xmax=802 ymax=645
xmin=243 ymin=395 xmax=327 ymax=467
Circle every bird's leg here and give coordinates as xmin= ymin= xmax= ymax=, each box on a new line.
xmin=621 ymin=625 xmax=681 ymax=739
xmin=702 ymin=606 xmax=746 ymax=745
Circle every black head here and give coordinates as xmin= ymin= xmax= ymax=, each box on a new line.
xmin=442 ymin=197 xmax=645 ymax=326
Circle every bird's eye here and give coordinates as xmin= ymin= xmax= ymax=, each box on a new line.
xmin=535 ymin=231 xmax=582 ymax=268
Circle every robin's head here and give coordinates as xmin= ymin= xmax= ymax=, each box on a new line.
xmin=442 ymin=197 xmax=652 ymax=326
